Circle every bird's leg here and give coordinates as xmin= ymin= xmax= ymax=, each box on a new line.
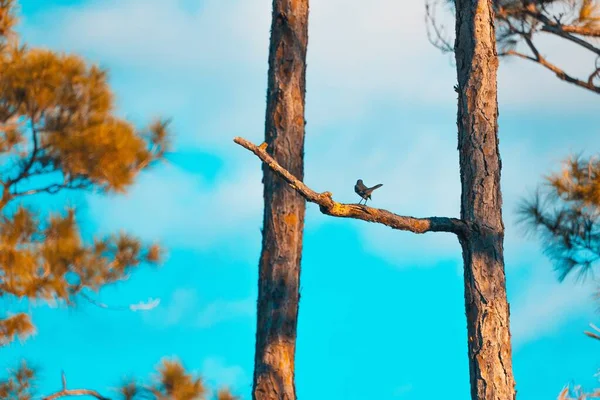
xmin=358 ymin=198 xmax=364 ymax=205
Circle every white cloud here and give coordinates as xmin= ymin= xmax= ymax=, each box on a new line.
xmin=196 ymin=298 xmax=254 ymax=328
xmin=19 ymin=0 xmax=599 ymax=119
xmin=85 ymin=161 xmax=263 ymax=253
xmin=19 ymin=0 xmax=600 ymax=345
xmin=22 ymin=0 xmax=270 ymax=71
xmin=510 ymin=269 xmax=597 ymax=347
xmin=393 ymin=383 xmax=414 ymax=397
xmin=201 ymin=357 xmax=248 ymax=391
xmin=161 ymin=288 xmax=198 ymax=326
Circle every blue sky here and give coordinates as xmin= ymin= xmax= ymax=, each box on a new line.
xmin=1 ymin=0 xmax=600 ymax=399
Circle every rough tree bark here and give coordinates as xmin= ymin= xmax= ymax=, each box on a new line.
xmin=238 ymin=1 xmax=516 ymax=399
xmin=253 ymin=1 xmax=309 ymax=400
xmin=454 ymin=1 xmax=516 ymax=399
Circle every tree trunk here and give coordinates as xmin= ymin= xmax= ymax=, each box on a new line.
xmin=253 ymin=1 xmax=309 ymax=400
xmin=454 ymin=1 xmax=516 ymax=400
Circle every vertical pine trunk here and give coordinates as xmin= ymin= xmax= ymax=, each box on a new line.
xmin=454 ymin=1 xmax=516 ymax=399
xmin=253 ymin=1 xmax=309 ymax=399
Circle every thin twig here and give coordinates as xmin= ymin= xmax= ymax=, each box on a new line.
xmin=425 ymin=0 xmax=453 ymax=53
xmin=584 ymin=322 xmax=600 ymax=340
xmin=426 ymin=2 xmax=600 ymax=95
xmin=79 ymin=291 xmax=160 ymax=312
xmin=500 ymin=48 xmax=600 ymax=94
xmin=560 ymin=24 xmax=600 ymax=37
xmin=523 ymin=9 xmax=600 ymax=52
xmin=6 ymin=113 xmax=40 ymax=189
xmin=12 ymin=181 xmax=89 ymax=197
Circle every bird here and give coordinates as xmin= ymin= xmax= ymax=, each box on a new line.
xmin=354 ymin=179 xmax=383 ymax=205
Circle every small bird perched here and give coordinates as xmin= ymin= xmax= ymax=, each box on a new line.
xmin=354 ymin=179 xmax=383 ymax=205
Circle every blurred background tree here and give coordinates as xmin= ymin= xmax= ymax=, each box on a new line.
xmin=0 ymin=358 xmax=240 ymax=400
xmin=426 ymin=0 xmax=600 ymax=94
xmin=0 ymin=0 xmax=168 ymax=346
xmin=519 ymin=156 xmax=600 ymax=281
xmin=426 ymin=0 xmax=600 ymax=307
xmin=556 ymin=322 xmax=600 ymax=399
xmin=0 ymin=1 xmax=240 ymax=398
xmin=0 ymin=0 xmax=243 ymax=400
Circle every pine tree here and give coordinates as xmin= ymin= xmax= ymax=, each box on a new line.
xmin=427 ymin=0 xmax=600 ymax=94
xmin=236 ymin=0 xmax=516 ymax=398
xmin=515 ymin=156 xmax=600 ymax=395
xmin=0 ymin=358 xmax=241 ymax=400
xmin=0 ymin=2 xmax=243 ymax=399
xmin=427 ymin=2 xmax=600 ymax=397
xmin=427 ymin=1 xmax=600 ymax=277
xmin=520 ymin=156 xmax=600 ymax=280
xmin=0 ymin=0 xmax=168 ymax=346
xmin=252 ymin=1 xmax=309 ymax=399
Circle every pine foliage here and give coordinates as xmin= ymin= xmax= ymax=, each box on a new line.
xmin=0 ymin=0 xmax=169 ymax=345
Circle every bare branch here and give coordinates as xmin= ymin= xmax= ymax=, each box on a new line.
xmin=527 ymin=10 xmax=600 ymax=56
xmin=541 ymin=24 xmax=600 ymax=55
xmin=518 ymin=8 xmax=600 ymax=50
xmin=523 ymin=34 xmax=542 ymax=59
xmin=585 ymin=330 xmax=600 ymax=340
xmin=560 ymin=24 xmax=600 ymax=37
xmin=234 ymin=137 xmax=467 ymax=236
xmin=42 ymin=388 xmax=110 ymax=400
xmin=425 ymin=0 xmax=454 ymax=53
xmin=428 ymin=2 xmax=600 ymax=95
xmin=584 ymin=323 xmax=600 ymax=340
xmin=498 ymin=7 xmax=600 ymax=93
xmin=500 ymin=48 xmax=600 ymax=93
xmin=500 ymin=49 xmax=536 ymax=62
xmin=6 ymin=113 xmax=40 ymax=188
xmin=495 ymin=7 xmax=600 ymax=95
xmin=42 ymin=371 xmax=110 ymax=400
xmin=589 ymin=60 xmax=600 ymax=84
xmin=12 ymin=181 xmax=90 ymax=197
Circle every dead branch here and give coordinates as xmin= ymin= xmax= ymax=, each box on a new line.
xmin=234 ymin=137 xmax=467 ymax=236
xmin=498 ymin=8 xmax=600 ymax=93
xmin=500 ymin=47 xmax=600 ymax=93
xmin=42 ymin=371 xmax=110 ymax=400
xmin=585 ymin=330 xmax=600 ymax=340
xmin=43 ymin=389 xmax=110 ymax=400
xmin=425 ymin=0 xmax=454 ymax=53
xmin=12 ymin=182 xmax=88 ymax=197
xmin=426 ymin=0 xmax=600 ymax=94
xmin=584 ymin=323 xmax=600 ymax=340
xmin=560 ymin=25 xmax=600 ymax=37
xmin=523 ymin=10 xmax=600 ymax=56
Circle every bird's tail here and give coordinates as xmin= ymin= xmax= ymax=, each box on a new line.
xmin=369 ymin=184 xmax=383 ymax=191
